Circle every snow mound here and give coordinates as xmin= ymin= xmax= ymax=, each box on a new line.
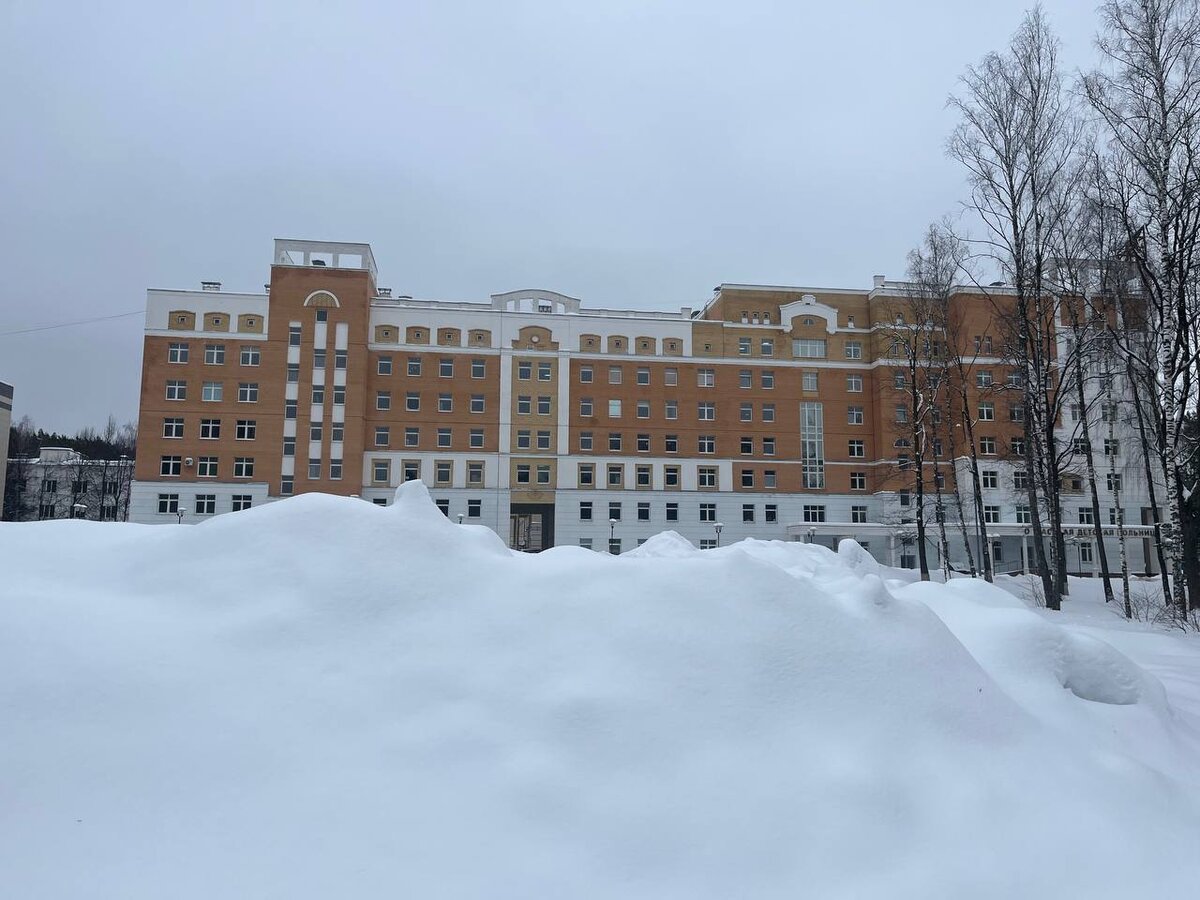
xmin=623 ymin=530 xmax=696 ymax=558
xmin=2 ymin=490 xmax=1199 ymax=899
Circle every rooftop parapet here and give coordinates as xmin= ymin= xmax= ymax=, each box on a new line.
xmin=273 ymin=239 xmax=377 ymax=279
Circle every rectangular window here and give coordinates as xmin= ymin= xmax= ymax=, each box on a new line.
xmin=579 ymin=365 xmax=593 ymax=383
xmin=635 ymin=465 xmax=651 ymax=488
xmin=984 ymin=505 xmax=1001 ymax=524
xmin=801 ymin=402 xmax=825 ymax=489
xmin=518 ymin=361 xmax=531 ymax=380
xmin=700 ymin=503 xmax=717 ymax=522
xmin=377 ymin=392 xmax=392 ymax=411
xmin=331 ymin=423 xmax=344 ymax=443
xmin=163 ymin=417 xmax=184 ymax=438
xmin=405 ymin=427 xmax=419 ymax=447
xmin=160 ymin=456 xmax=182 ymax=477
xmin=440 ymin=358 xmax=454 ymax=378
xmin=741 ymin=469 xmax=755 ymax=488
xmin=1014 ymin=470 xmax=1027 ymax=490
xmin=196 ymin=456 xmax=219 ymax=478
xmin=580 ymin=398 xmax=594 ymax=417
xmin=609 ymin=502 xmax=622 ymax=521
xmin=580 ymin=501 xmax=593 ymax=521
xmin=740 ymin=436 xmax=753 ymax=455
xmin=468 ymin=499 xmax=481 ymax=518
xmin=233 ymin=457 xmax=255 ymax=478
xmin=231 ymin=495 xmax=252 ymax=512
xmin=609 ymin=399 xmax=622 ymax=418
xmin=408 ymin=357 xmax=422 ymax=376
xmin=803 ymin=505 xmax=826 ymax=523
xmin=403 ymin=461 xmax=421 ymax=482
xmin=1079 ymin=507 xmax=1095 ymax=525
xmin=851 ymin=471 xmax=866 ymax=490
xmin=235 ymin=419 xmax=256 ymax=441
xmin=609 ymin=433 xmax=622 ymax=451
xmin=516 ymin=429 xmax=532 ymax=450
xmin=469 ymin=428 xmax=484 ymax=449
xmin=312 ymin=385 xmax=325 ymax=404
xmin=793 ymin=339 xmax=827 ymax=358
xmin=802 ymin=372 xmax=818 ymax=392
xmin=762 ymin=404 xmax=775 ymax=423
xmin=285 ymin=400 xmax=298 ymax=419
xmin=287 ymin=364 xmax=299 ymax=383
xmin=742 ymin=504 xmax=755 ymax=523
xmin=470 ymin=395 xmax=484 ymax=413
xmin=976 ymin=370 xmax=993 ymax=387
xmin=664 ymin=466 xmax=680 ymax=487
xmin=332 ymin=385 xmax=345 ymax=405
xmin=609 ymin=366 xmax=622 ymax=385
xmin=538 ymin=362 xmax=552 ymax=381
xmin=195 ymin=494 xmax=216 ymax=515
xmin=471 ymin=359 xmax=485 ymax=378
xmin=762 ymin=437 xmax=776 ymax=456
xmin=372 ymin=460 xmax=391 ymax=484
xmin=637 ymin=433 xmax=650 ymax=452
xmin=665 ymin=400 xmax=678 ymax=420
xmin=979 ymin=436 xmax=996 ymax=455
xmin=607 ymin=465 xmax=623 ymax=487
xmin=765 ymin=504 xmax=778 ymax=523
xmin=377 ymin=355 xmax=393 ymax=375
xmin=848 ymin=406 xmax=864 ymax=425
xmin=979 ymin=402 xmax=995 ymax=421
xmin=313 ymin=349 xmax=327 ymax=369
xmin=761 ymin=339 xmax=774 ymax=356
xmin=438 ymin=428 xmax=452 ymax=449
xmin=764 ymin=470 xmax=777 ymax=488
xmin=517 ymin=395 xmax=531 ymax=415
xmin=403 ymin=392 xmax=419 ymax=412
xmin=738 ymin=337 xmax=751 ymax=355
xmin=536 ymin=431 xmax=551 ymax=450
xmin=845 ymin=341 xmax=862 ymax=360
xmin=283 ymin=437 xmax=296 ymax=456
xmin=852 ymin=505 xmax=868 ymax=524
xmin=698 ymin=467 xmax=717 ymax=488
xmin=467 ymin=462 xmax=484 ymax=485
xmin=740 ymin=403 xmax=753 ymax=423
xmin=202 ymin=382 xmax=222 ymax=402
xmin=697 ymin=368 xmax=715 ymax=387
xmin=204 ymin=344 xmax=225 ymax=365
xmin=436 ymin=461 xmax=453 ymax=484
xmin=636 ymin=400 xmax=650 ymax=419
xmin=982 ymin=470 xmax=998 ymax=489
xmin=739 ymin=369 xmax=753 ymax=389
xmin=289 ymin=325 xmax=302 ymax=347
xmin=664 ymin=368 xmax=678 ymax=386
xmin=375 ymin=426 xmax=390 ymax=447
xmin=578 ymin=464 xmax=595 ymax=487
xmin=579 ymin=431 xmax=593 ymax=451
xmin=168 ymin=342 xmax=189 ymax=363
xmin=438 ymin=394 xmax=452 ymax=413
xmin=697 ymin=402 xmax=715 ymax=420
xmin=636 ymin=368 xmax=650 ymax=386
xmin=848 ymin=439 xmax=865 ymax=458
xmin=846 ymin=374 xmax=863 ymax=392
xmin=761 ymin=370 xmax=775 ymax=389
xmin=666 ymin=502 xmax=679 ymax=522
xmin=536 ymin=396 xmax=551 ymax=415
xmin=698 ymin=435 xmax=715 ymax=454
xmin=157 ymin=493 xmax=179 ymax=514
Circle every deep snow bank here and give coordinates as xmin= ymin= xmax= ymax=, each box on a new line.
xmin=1 ymin=482 xmax=1199 ymax=899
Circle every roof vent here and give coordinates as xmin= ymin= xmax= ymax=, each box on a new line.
xmin=872 ymin=275 xmax=886 ymax=289
xmin=201 ymin=281 xmax=222 ymax=291
xmin=378 ymin=287 xmax=392 ymax=298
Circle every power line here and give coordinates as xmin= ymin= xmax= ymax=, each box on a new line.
xmin=0 ymin=310 xmax=143 ymax=337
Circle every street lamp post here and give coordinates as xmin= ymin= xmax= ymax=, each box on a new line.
xmin=609 ymin=518 xmax=618 ymax=555
xmin=176 ymin=508 xmax=185 ymax=525
xmin=714 ymin=522 xmax=724 ymax=547
xmin=457 ymin=513 xmax=464 ymax=524
xmin=807 ymin=527 xmax=816 ymax=544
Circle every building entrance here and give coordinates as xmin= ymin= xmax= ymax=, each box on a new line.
xmin=510 ymin=503 xmax=555 ymax=552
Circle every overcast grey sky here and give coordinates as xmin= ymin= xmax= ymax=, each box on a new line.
xmin=0 ymin=0 xmax=1098 ymax=433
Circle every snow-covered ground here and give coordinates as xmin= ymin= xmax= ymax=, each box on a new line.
xmin=2 ymin=482 xmax=1199 ymax=899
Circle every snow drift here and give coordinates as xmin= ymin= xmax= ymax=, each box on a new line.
xmin=1 ymin=481 xmax=1199 ymax=899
